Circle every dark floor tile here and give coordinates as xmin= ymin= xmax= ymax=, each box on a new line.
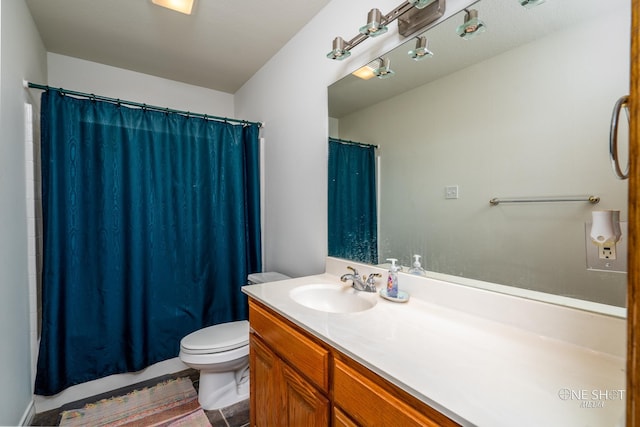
xmin=204 ymin=408 xmax=228 ymax=427
xmin=29 ymin=408 xmax=60 ymax=426
xmin=221 ymin=399 xmax=250 ymax=427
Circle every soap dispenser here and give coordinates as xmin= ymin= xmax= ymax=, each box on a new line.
xmin=386 ymin=258 xmax=399 ymax=298
xmin=408 ymin=254 xmax=426 ymax=276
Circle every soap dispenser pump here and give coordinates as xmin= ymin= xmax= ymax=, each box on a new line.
xmin=408 ymin=254 xmax=426 ymax=276
xmin=386 ymin=258 xmax=399 ymax=298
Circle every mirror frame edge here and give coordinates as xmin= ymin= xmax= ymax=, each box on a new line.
xmin=628 ymin=0 xmax=639 ymax=424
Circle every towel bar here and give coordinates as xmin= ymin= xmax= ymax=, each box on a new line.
xmin=489 ymin=196 xmax=600 ymax=206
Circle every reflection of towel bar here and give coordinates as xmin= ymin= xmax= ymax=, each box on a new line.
xmin=489 ymin=196 xmax=600 ymax=206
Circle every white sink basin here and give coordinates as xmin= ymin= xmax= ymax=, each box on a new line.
xmin=289 ymin=284 xmax=377 ymax=313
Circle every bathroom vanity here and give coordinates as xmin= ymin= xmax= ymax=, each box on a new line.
xmin=242 ymin=258 xmax=626 ymax=426
xmin=249 ymin=299 xmax=456 ymax=426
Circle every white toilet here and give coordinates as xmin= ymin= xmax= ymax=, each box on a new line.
xmin=179 ymin=272 xmax=290 ymax=410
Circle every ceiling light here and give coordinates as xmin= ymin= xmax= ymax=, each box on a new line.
xmin=352 ymin=65 xmax=377 ymax=80
xmin=518 ymin=0 xmax=546 ymax=7
xmin=151 ymin=0 xmax=194 ymax=15
xmin=373 ymin=58 xmax=395 ymax=79
xmin=456 ymin=9 xmax=486 ymax=40
xmin=326 ymin=37 xmax=352 ymax=60
xmin=408 ymin=0 xmax=437 ymax=9
xmin=408 ymin=36 xmax=434 ymax=61
xmin=359 ymin=9 xmax=389 ymax=37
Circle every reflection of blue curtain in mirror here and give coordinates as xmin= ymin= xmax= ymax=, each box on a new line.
xmin=328 ymin=138 xmax=378 ymax=264
xmin=35 ymin=90 xmax=262 ymax=395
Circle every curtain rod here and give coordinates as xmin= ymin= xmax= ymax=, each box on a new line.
xmin=329 ymin=137 xmax=379 ymax=149
xmin=26 ymin=82 xmax=264 ymax=128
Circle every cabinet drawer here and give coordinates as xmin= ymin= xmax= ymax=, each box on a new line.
xmin=334 ymin=359 xmax=459 ymax=427
xmin=249 ymin=300 xmax=329 ymax=392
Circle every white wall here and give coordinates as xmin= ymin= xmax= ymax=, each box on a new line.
xmin=47 ymin=53 xmax=235 ymax=117
xmin=336 ymin=9 xmax=629 ymax=306
xmin=235 ymin=0 xmax=475 ymax=278
xmin=0 ymin=0 xmax=47 ymax=425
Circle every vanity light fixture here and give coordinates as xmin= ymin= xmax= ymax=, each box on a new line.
xmin=326 ymin=37 xmax=352 ymax=60
xmin=359 ymin=9 xmax=389 ymax=37
xmin=408 ymin=36 xmax=434 ymax=61
xmin=456 ymin=9 xmax=486 ymax=40
xmin=373 ymin=57 xmax=395 ymax=79
xmin=151 ymin=0 xmax=195 ymax=15
xmin=352 ymin=65 xmax=377 ymax=80
xmin=408 ymin=0 xmax=438 ymax=10
xmin=326 ymin=0 xmax=445 ymax=60
xmin=518 ymin=0 xmax=546 ymax=8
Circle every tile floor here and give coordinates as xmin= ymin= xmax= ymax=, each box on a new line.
xmin=30 ymin=369 xmax=249 ymax=427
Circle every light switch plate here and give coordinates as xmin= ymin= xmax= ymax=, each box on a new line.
xmin=445 ymin=185 xmax=459 ymax=199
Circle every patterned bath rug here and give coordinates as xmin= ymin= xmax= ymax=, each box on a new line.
xmin=59 ymin=377 xmax=211 ymax=427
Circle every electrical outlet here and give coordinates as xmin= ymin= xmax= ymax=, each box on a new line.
xmin=445 ymin=185 xmax=459 ymax=199
xmin=585 ymin=222 xmax=627 ymax=273
xmin=599 ymin=245 xmax=617 ymax=260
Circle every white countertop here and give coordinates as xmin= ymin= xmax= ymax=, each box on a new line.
xmin=242 ymin=259 xmax=626 ymax=427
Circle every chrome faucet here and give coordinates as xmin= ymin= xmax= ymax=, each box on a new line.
xmin=340 ymin=266 xmax=380 ymax=292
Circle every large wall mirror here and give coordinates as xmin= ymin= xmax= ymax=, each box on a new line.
xmin=328 ymin=0 xmax=629 ymax=312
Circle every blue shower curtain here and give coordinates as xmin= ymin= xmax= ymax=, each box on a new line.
xmin=328 ymin=139 xmax=377 ymax=264
xmin=35 ymin=90 xmax=262 ymax=395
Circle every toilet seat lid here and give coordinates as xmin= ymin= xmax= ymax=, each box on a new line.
xmin=180 ymin=320 xmax=249 ymax=354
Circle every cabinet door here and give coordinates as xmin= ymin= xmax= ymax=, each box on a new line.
xmin=282 ymin=364 xmax=329 ymax=426
xmin=250 ymin=333 xmax=283 ymax=427
xmin=251 ymin=332 xmax=329 ymax=426
xmin=333 ymin=406 xmax=359 ymax=427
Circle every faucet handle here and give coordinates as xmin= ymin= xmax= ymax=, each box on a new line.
xmin=363 ymin=273 xmax=381 ymax=292
xmin=366 ymin=273 xmax=382 ymax=285
xmin=347 ymin=266 xmax=359 ymax=276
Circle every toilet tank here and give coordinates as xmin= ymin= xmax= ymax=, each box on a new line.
xmin=247 ymin=272 xmax=290 ymax=285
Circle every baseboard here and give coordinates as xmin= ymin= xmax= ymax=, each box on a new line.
xmin=19 ymin=399 xmax=35 ymax=426
xmin=33 ymin=357 xmax=188 ymax=413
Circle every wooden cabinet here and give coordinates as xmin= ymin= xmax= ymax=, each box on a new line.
xmin=249 ymin=301 xmax=329 ymax=426
xmin=248 ymin=299 xmax=460 ymax=427
xmin=250 ymin=334 xmax=329 ymax=426
xmin=281 ymin=362 xmax=330 ymax=425
xmin=250 ymin=334 xmax=283 ymax=427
